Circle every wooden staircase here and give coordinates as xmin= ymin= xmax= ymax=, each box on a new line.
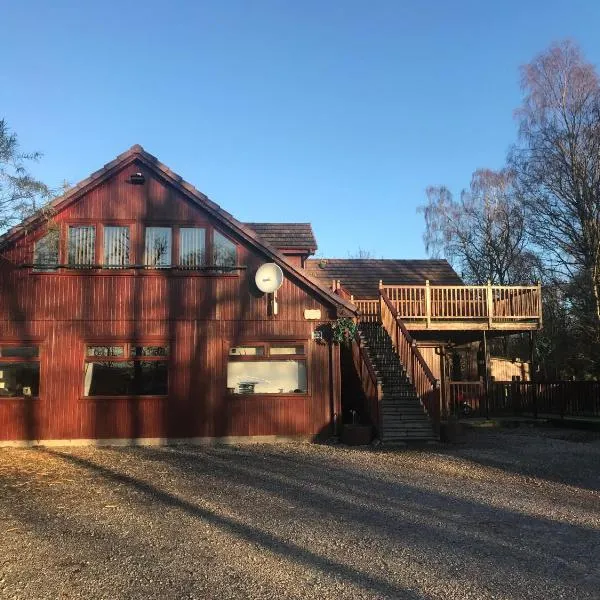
xmin=358 ymin=322 xmax=436 ymax=442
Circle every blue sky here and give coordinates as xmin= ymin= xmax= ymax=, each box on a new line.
xmin=2 ymin=0 xmax=600 ymax=258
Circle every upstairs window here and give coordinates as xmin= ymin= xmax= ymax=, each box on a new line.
xmin=179 ymin=227 xmax=206 ymax=268
xmin=145 ymin=227 xmax=172 ymax=268
xmin=103 ymin=226 xmax=130 ymax=268
xmin=213 ymin=231 xmax=237 ymax=270
xmin=33 ymin=230 xmax=59 ymax=271
xmin=68 ymin=225 xmax=96 ymax=267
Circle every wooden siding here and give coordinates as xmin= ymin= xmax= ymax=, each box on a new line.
xmin=0 ymin=162 xmax=340 ymax=442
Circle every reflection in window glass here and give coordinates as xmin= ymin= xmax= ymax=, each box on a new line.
xmin=131 ymin=346 xmax=169 ymax=357
xmin=229 ymin=346 xmax=265 ymax=356
xmin=213 ymin=231 xmax=236 ymax=268
xmin=227 ymin=360 xmax=307 ymax=394
xmin=33 ymin=231 xmax=59 ymax=271
xmin=0 ymin=362 xmax=40 ymax=397
xmin=83 ymin=361 xmax=168 ymax=396
xmin=68 ymin=226 xmax=96 ymax=266
xmin=104 ymin=226 xmax=130 ymax=267
xmin=87 ymin=346 xmax=124 ymax=357
xmin=179 ymin=227 xmax=206 ymax=268
xmin=269 ymin=345 xmax=305 ymax=356
xmin=144 ymin=227 xmax=172 ymax=267
xmin=0 ymin=346 xmax=39 ymax=358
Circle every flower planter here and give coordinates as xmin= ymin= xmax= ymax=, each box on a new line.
xmin=342 ymin=424 xmax=373 ymax=446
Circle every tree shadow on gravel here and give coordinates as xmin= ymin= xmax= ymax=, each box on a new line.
xmin=42 ymin=445 xmax=600 ymax=600
xmin=432 ymin=427 xmax=600 ymax=492
xmin=41 ymin=449 xmax=427 ymax=600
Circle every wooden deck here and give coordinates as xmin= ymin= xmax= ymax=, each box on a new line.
xmin=350 ymin=281 xmax=542 ymax=331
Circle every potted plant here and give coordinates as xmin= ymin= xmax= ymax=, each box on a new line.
xmin=331 ymin=317 xmax=357 ymax=346
xmin=342 ymin=410 xmax=373 ymax=446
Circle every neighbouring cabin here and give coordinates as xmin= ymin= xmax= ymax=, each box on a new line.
xmin=0 ymin=146 xmax=353 ymax=444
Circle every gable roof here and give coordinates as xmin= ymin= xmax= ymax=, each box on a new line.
xmin=305 ymin=258 xmax=463 ymax=299
xmin=244 ymin=223 xmax=317 ymax=253
xmin=0 ymin=145 xmax=355 ymax=315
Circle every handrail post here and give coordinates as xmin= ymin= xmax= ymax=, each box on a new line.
xmin=537 ymin=280 xmax=543 ymax=328
xmin=487 ymin=280 xmax=493 ymax=328
xmin=425 ymin=279 xmax=431 ymax=328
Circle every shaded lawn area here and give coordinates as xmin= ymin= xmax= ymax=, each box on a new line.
xmin=0 ymin=427 xmax=599 ymax=599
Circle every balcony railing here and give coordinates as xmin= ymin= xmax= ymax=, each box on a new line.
xmin=345 ymin=281 xmax=542 ymax=330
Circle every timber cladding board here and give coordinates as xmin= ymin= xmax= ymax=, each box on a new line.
xmin=0 ymin=148 xmax=343 ymax=442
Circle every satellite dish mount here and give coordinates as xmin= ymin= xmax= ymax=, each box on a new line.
xmin=255 ymin=263 xmax=284 ymax=316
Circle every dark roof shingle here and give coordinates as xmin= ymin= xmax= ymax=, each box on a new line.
xmin=245 ymin=223 xmax=317 ymax=253
xmin=305 ymin=259 xmax=463 ymax=298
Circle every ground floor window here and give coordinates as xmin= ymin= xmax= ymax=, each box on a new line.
xmin=227 ymin=342 xmax=307 ymax=394
xmin=84 ymin=343 xmax=168 ymax=397
xmin=0 ymin=345 xmax=40 ymax=397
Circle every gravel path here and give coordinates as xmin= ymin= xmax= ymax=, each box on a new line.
xmin=0 ymin=426 xmax=599 ymax=599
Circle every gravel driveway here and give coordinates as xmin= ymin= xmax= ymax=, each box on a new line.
xmin=1 ymin=426 xmax=599 ymax=599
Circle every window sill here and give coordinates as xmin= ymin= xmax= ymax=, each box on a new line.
xmin=227 ymin=392 xmax=310 ymax=398
xmin=0 ymin=395 xmax=38 ymax=400
xmin=80 ymin=395 xmax=168 ymax=401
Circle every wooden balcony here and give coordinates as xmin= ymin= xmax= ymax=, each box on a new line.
xmin=351 ymin=281 xmax=542 ymax=332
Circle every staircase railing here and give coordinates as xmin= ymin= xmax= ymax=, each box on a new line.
xmin=351 ymin=331 xmax=383 ymax=432
xmin=380 ymin=290 xmax=441 ymax=429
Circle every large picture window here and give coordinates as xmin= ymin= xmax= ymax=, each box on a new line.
xmin=144 ymin=227 xmax=172 ymax=268
xmin=0 ymin=345 xmax=40 ymax=397
xmin=84 ymin=343 xmax=168 ymax=397
xmin=227 ymin=342 xmax=307 ymax=395
xmin=104 ymin=226 xmax=130 ymax=268
xmin=68 ymin=225 xmax=96 ymax=267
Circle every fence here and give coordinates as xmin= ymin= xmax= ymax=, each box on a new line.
xmin=448 ymin=381 xmax=600 ymax=419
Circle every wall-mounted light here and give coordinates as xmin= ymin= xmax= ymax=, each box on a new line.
xmin=129 ymin=172 xmax=145 ymax=185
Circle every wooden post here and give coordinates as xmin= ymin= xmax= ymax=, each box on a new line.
xmin=487 ymin=279 xmax=493 ymax=328
xmin=483 ymin=330 xmax=490 ymax=419
xmin=529 ymin=330 xmax=538 ymax=418
xmin=425 ymin=279 xmax=431 ymax=328
xmin=537 ymin=280 xmax=543 ymax=328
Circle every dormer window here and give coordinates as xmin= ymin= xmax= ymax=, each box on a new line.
xmin=144 ymin=227 xmax=172 ymax=268
xmin=68 ymin=225 xmax=96 ymax=267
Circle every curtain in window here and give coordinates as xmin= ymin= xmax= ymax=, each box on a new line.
xmin=144 ymin=227 xmax=172 ymax=267
xmin=179 ymin=227 xmax=206 ymax=268
xmin=104 ymin=226 xmax=130 ymax=267
xmin=68 ymin=226 xmax=96 ymax=266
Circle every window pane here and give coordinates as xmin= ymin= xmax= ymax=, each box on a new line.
xmin=227 ymin=360 xmax=307 ymax=394
xmin=131 ymin=346 xmax=169 ymax=357
xmin=229 ymin=346 xmax=265 ymax=356
xmin=145 ymin=227 xmax=172 ymax=267
xmin=33 ymin=230 xmax=59 ymax=271
xmin=104 ymin=226 xmax=130 ymax=267
xmin=87 ymin=345 xmax=124 ymax=357
xmin=270 ymin=345 xmax=305 ymax=356
xmin=213 ymin=231 xmax=236 ymax=268
xmin=0 ymin=362 xmax=40 ymax=397
xmin=83 ymin=360 xmax=168 ymax=396
xmin=136 ymin=361 xmax=168 ymax=395
xmin=68 ymin=226 xmax=96 ymax=266
xmin=0 ymin=346 xmax=39 ymax=358
xmin=179 ymin=227 xmax=206 ymax=268
xmin=84 ymin=361 xmax=134 ymax=396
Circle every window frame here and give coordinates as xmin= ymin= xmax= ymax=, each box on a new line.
xmin=0 ymin=342 xmax=42 ymax=400
xmin=102 ymin=224 xmax=132 ymax=269
xmin=66 ymin=223 xmax=98 ymax=268
xmin=226 ymin=340 xmax=309 ymax=396
xmin=82 ymin=341 xmax=170 ymax=399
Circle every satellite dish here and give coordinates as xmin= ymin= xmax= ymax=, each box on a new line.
xmin=255 ymin=263 xmax=284 ymax=293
